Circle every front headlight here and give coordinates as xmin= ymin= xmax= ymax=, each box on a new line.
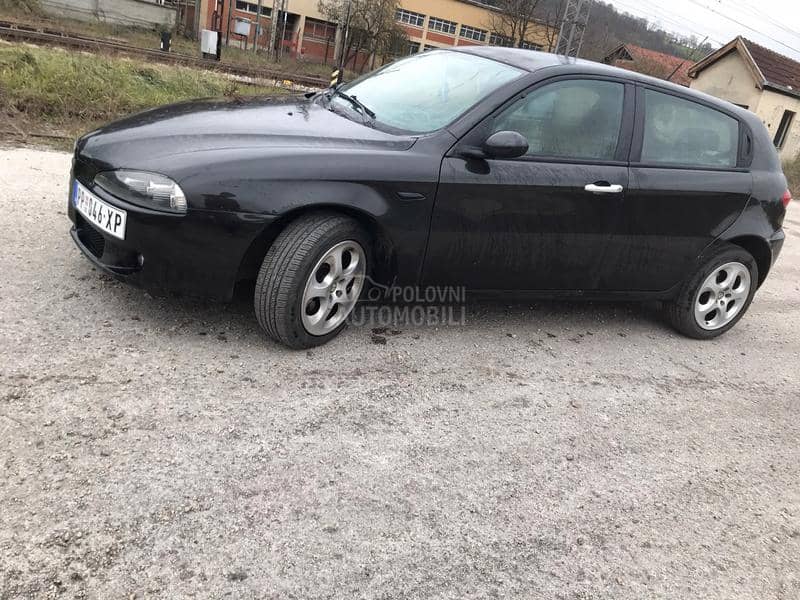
xmin=94 ymin=170 xmax=187 ymax=214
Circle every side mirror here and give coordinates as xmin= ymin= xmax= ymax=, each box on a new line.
xmin=483 ymin=130 xmax=529 ymax=159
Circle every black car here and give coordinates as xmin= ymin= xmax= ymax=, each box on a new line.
xmin=68 ymin=48 xmax=791 ymax=348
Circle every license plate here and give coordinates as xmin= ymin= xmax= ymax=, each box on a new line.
xmin=73 ymin=181 xmax=127 ymax=240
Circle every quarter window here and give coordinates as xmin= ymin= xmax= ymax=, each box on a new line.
xmin=492 ymin=79 xmax=625 ymax=161
xmin=428 ymin=16 xmax=457 ymax=35
xmin=641 ymin=89 xmax=739 ymax=168
xmin=396 ymin=8 xmax=425 ymax=28
xmin=459 ymin=25 xmax=487 ymax=42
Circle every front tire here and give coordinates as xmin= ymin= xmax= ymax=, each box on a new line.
xmin=254 ymin=213 xmax=370 ymax=349
xmin=666 ymin=244 xmax=758 ymax=339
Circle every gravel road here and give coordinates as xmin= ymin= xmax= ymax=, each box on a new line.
xmin=1 ymin=147 xmax=799 ymax=599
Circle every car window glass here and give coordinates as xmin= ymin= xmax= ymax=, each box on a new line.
xmin=641 ymin=89 xmax=739 ymax=168
xmin=336 ymin=51 xmax=523 ymax=134
xmin=491 ymin=79 xmax=624 ymax=160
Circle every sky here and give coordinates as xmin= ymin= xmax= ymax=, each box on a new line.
xmin=604 ymin=0 xmax=800 ymax=61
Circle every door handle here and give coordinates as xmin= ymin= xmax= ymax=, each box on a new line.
xmin=584 ymin=183 xmax=624 ymax=194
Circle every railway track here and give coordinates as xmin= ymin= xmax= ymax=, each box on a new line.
xmin=0 ymin=19 xmax=328 ymax=89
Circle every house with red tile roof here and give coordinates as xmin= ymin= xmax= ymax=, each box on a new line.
xmin=603 ymin=43 xmax=692 ymax=87
xmin=688 ymin=36 xmax=800 ymax=161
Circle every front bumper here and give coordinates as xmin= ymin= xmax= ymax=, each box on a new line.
xmin=68 ymin=174 xmax=274 ymax=301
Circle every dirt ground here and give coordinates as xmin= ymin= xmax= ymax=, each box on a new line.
xmin=1 ymin=147 xmax=799 ymax=599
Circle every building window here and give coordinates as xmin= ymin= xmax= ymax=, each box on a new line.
xmin=423 ymin=44 xmax=441 ymax=51
xmin=304 ymin=17 xmax=336 ymax=41
xmin=407 ymin=41 xmax=420 ymax=55
xmin=520 ymin=41 xmax=543 ymax=50
xmin=235 ymin=1 xmax=270 ymax=17
xmin=396 ymin=8 xmax=425 ymax=28
xmin=774 ymin=110 xmax=796 ymax=149
xmin=428 ymin=16 xmax=457 ymax=35
xmin=490 ymin=33 xmax=512 ymax=46
xmin=459 ymin=25 xmax=487 ymax=42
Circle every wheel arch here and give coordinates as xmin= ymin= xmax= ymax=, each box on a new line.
xmin=235 ymin=204 xmax=397 ymax=287
xmin=726 ymin=235 xmax=772 ymax=287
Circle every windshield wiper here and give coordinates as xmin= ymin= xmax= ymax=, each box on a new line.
xmin=329 ymin=86 xmax=376 ymax=121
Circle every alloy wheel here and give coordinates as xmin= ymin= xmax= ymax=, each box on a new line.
xmin=300 ymin=240 xmax=366 ymax=336
xmin=693 ymin=261 xmax=751 ymax=330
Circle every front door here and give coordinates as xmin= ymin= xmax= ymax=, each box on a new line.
xmin=422 ymin=77 xmax=634 ymax=292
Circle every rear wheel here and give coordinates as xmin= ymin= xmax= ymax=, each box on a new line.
xmin=666 ymin=244 xmax=758 ymax=339
xmin=254 ymin=213 xmax=369 ymax=349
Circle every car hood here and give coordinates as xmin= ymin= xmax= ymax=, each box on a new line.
xmin=76 ymin=95 xmax=417 ymax=170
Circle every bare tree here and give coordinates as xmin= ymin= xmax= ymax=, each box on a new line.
xmin=539 ymin=0 xmax=565 ymax=51
xmin=318 ymin=0 xmax=407 ymax=72
xmin=486 ymin=0 xmax=548 ymax=48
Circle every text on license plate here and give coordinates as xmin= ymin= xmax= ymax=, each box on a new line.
xmin=73 ymin=181 xmax=127 ymax=240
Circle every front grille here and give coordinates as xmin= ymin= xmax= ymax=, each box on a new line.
xmin=78 ymin=221 xmax=105 ymax=259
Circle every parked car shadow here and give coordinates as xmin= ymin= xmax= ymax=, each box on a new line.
xmin=90 ymin=271 xmax=671 ymax=347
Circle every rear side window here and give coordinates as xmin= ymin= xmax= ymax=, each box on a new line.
xmin=641 ymin=89 xmax=739 ymax=168
xmin=492 ymin=79 xmax=624 ymax=161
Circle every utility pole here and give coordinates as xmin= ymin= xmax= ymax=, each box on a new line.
xmin=335 ymin=0 xmax=352 ymax=83
xmin=555 ymin=0 xmax=591 ymax=58
xmin=253 ymin=0 xmax=263 ymax=52
xmin=192 ymin=0 xmax=201 ymax=40
xmin=666 ymin=35 xmax=708 ymax=82
xmin=268 ymin=0 xmax=283 ymax=60
xmin=225 ymin=0 xmax=234 ymax=45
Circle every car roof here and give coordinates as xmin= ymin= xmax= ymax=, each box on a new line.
xmin=453 ymin=45 xmax=579 ymax=72
xmin=450 ymin=46 xmax=762 ymax=129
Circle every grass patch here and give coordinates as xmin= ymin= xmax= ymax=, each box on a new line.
xmin=0 ymin=0 xmax=41 ymax=14
xmin=785 ymin=155 xmax=800 ymax=197
xmin=0 ymin=6 xmax=351 ymax=79
xmin=0 ymin=45 xmax=284 ymax=143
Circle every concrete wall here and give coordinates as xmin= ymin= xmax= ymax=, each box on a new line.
xmin=41 ymin=0 xmax=176 ymax=29
xmin=689 ymin=50 xmax=763 ymax=110
xmin=757 ymin=90 xmax=800 ymax=162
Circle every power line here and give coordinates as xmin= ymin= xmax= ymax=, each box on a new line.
xmin=722 ymin=0 xmax=800 ymax=44
xmin=609 ymin=0 xmax=724 ymax=45
xmin=687 ymin=0 xmax=800 ymax=55
xmin=609 ymin=0 xmax=800 ymax=58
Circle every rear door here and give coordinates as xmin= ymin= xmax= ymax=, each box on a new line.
xmin=606 ymin=85 xmax=753 ymax=291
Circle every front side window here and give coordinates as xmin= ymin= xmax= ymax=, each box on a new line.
xmin=333 ymin=51 xmax=523 ymax=134
xmin=491 ymin=79 xmax=624 ymax=161
xmin=641 ymin=89 xmax=739 ymax=167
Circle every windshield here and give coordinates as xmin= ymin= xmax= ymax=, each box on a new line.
xmin=331 ymin=51 xmax=524 ymax=134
